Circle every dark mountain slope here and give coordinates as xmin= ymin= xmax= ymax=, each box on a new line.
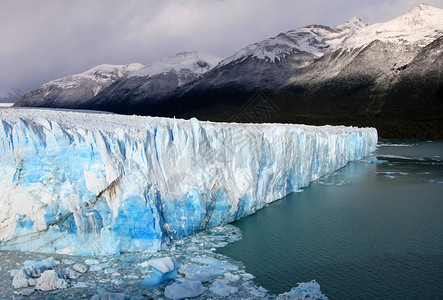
xmin=127 ymin=38 xmax=442 ymax=139
xmin=379 ymin=36 xmax=443 ymax=139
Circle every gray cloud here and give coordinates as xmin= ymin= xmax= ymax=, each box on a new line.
xmin=1 ymin=0 xmax=442 ymax=91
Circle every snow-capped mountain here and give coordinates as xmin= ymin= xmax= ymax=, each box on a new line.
xmin=131 ymin=4 xmax=442 ymax=139
xmin=216 ymin=4 xmax=442 ymax=67
xmin=219 ymin=16 xmax=364 ymax=66
xmin=177 ymin=17 xmax=366 ymax=93
xmin=14 ymin=63 xmax=144 ymax=108
xmin=342 ymin=4 xmax=443 ymax=49
xmin=83 ymin=51 xmax=221 ymax=112
xmin=14 ymin=5 xmax=443 ymax=139
xmin=15 ymin=52 xmax=221 ymax=111
xmin=0 ymin=84 xmax=25 ymax=103
xmin=115 ymin=17 xmax=367 ymax=119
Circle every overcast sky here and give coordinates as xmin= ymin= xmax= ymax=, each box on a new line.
xmin=1 ymin=0 xmax=442 ymax=91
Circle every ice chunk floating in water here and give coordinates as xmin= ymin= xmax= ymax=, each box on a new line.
xmin=141 ymin=257 xmax=177 ymax=287
xmin=277 ymin=280 xmax=327 ymax=300
xmin=0 ymin=109 xmax=377 ymax=255
xmin=164 ymin=278 xmax=208 ymax=300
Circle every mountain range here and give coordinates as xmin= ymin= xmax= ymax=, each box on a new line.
xmin=14 ymin=4 xmax=443 ymax=139
xmin=0 ymin=84 xmax=26 ymax=103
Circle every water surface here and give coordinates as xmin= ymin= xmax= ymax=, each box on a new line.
xmin=219 ymin=141 xmax=443 ymax=299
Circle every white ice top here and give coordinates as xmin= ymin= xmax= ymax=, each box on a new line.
xmin=0 ymin=107 xmax=371 ymax=135
xmin=149 ymin=257 xmax=175 ymax=273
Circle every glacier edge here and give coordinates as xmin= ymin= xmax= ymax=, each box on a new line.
xmin=0 ymin=109 xmax=377 ymax=255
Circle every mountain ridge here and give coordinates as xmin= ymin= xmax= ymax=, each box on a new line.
xmin=14 ymin=4 xmax=443 ymax=139
xmin=15 ymin=63 xmax=145 ymax=107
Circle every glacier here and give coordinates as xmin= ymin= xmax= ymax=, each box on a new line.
xmin=0 ymin=108 xmax=377 ymax=255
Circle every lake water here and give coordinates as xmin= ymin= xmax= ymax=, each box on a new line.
xmin=219 ymin=141 xmax=443 ymax=299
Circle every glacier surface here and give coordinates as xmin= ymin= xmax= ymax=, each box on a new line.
xmin=0 ymin=108 xmax=377 ymax=255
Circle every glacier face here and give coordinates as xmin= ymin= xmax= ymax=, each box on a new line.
xmin=0 ymin=109 xmax=377 ymax=255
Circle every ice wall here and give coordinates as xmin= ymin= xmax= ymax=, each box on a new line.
xmin=0 ymin=109 xmax=377 ymax=255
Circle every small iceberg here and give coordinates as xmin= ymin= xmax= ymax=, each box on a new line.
xmin=180 ymin=256 xmax=239 ymax=282
xmin=277 ymin=280 xmax=328 ymax=299
xmin=141 ymin=257 xmax=177 ymax=287
xmin=210 ymin=279 xmax=239 ymax=296
xmin=12 ymin=257 xmax=58 ymax=289
xmin=164 ymin=278 xmax=207 ymax=300
xmin=35 ymin=270 xmax=68 ymax=291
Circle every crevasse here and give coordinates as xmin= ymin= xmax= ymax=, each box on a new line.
xmin=0 ymin=109 xmax=377 ymax=255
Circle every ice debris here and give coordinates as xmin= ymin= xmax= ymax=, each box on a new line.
xmin=72 ymin=263 xmax=88 ymax=273
xmin=73 ymin=281 xmax=88 ymax=288
xmin=91 ymin=292 xmax=135 ymax=300
xmin=58 ymin=266 xmax=82 ymax=279
xmin=12 ymin=257 xmax=58 ymax=288
xmin=180 ymin=257 xmax=238 ymax=282
xmin=85 ymin=259 xmax=100 ymax=265
xmin=277 ymin=280 xmax=328 ymax=299
xmin=2 ymin=225 xmax=329 ymax=299
xmin=164 ymin=278 xmax=208 ymax=300
xmin=14 ymin=288 xmax=35 ymax=296
xmin=210 ymin=279 xmax=239 ymax=296
xmin=35 ymin=270 xmax=68 ymax=290
xmin=150 ymin=257 xmax=176 ymax=273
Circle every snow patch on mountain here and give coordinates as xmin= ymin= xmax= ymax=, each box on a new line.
xmin=342 ymin=4 xmax=443 ymax=49
xmin=43 ymin=63 xmax=145 ymax=95
xmin=129 ymin=51 xmax=221 ymax=83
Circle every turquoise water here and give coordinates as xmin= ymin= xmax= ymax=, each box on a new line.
xmin=219 ymin=141 xmax=443 ymax=299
